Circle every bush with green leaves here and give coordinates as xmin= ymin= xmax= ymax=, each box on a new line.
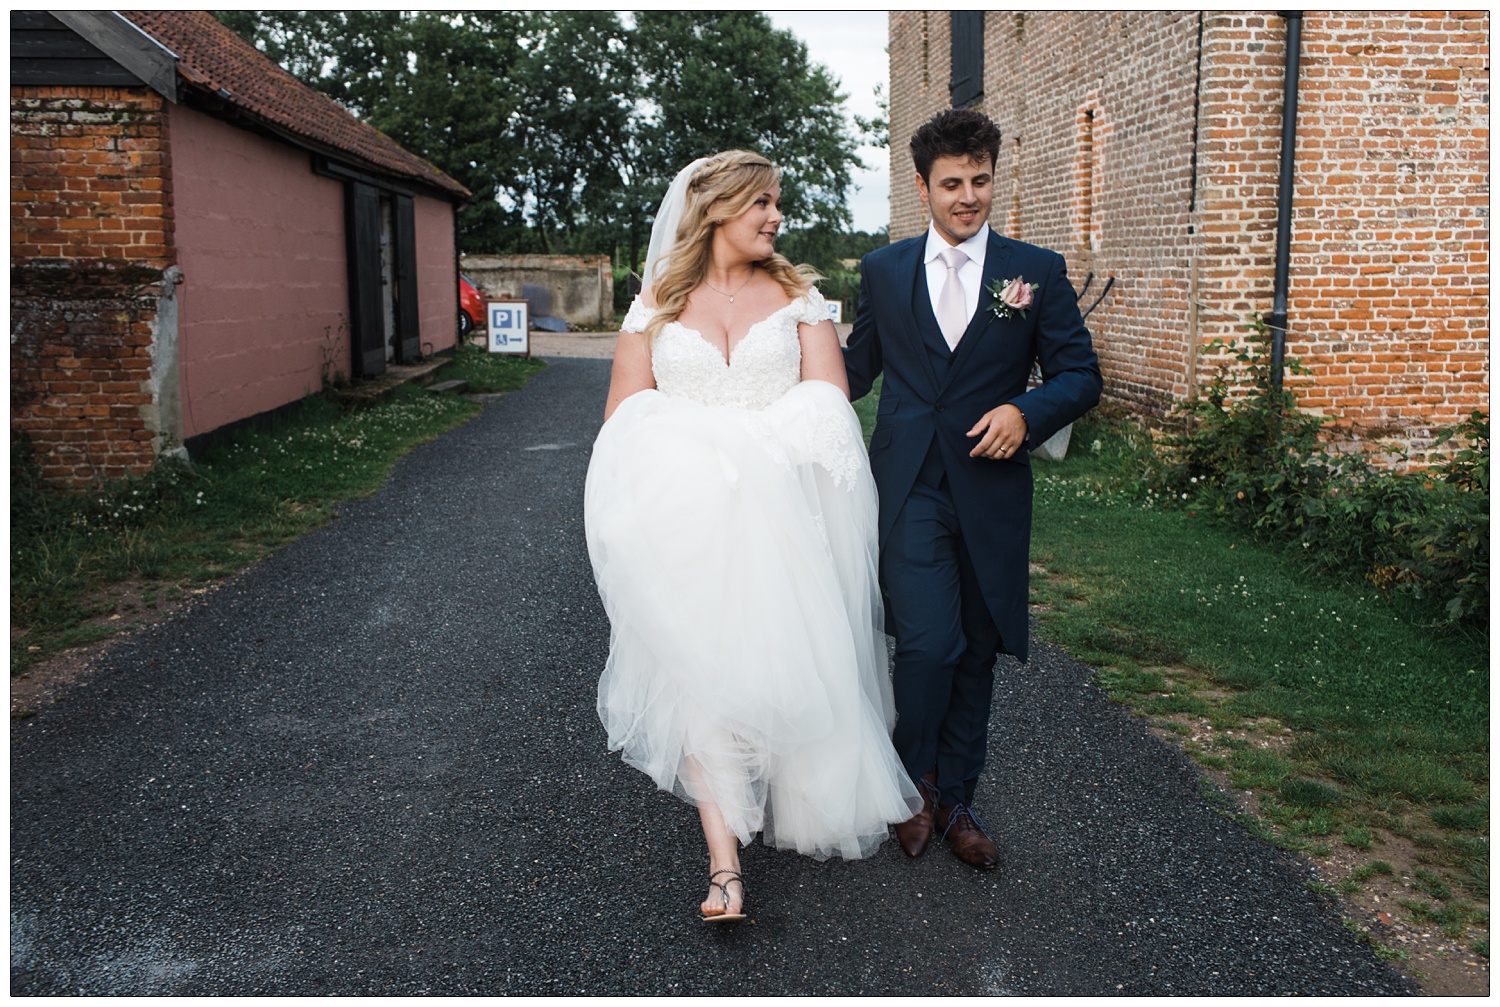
xmin=1116 ymin=315 xmax=1488 ymax=626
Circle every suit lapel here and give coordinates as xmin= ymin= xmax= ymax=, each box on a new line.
xmin=897 ymin=238 xmax=941 ymax=394
xmin=940 ymin=230 xmax=1013 ymax=395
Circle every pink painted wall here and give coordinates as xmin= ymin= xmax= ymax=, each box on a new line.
xmin=413 ymin=194 xmax=457 ymax=355
xmin=169 ymin=102 xmax=350 ymax=439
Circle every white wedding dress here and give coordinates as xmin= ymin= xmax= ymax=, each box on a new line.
xmin=585 ymin=288 xmax=922 ymax=860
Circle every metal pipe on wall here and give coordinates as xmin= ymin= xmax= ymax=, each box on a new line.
xmin=1187 ymin=11 xmax=1206 ymax=401
xmin=1269 ymin=11 xmax=1304 ymax=394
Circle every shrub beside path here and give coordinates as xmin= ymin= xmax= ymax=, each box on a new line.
xmin=11 ymin=357 xmax=1414 ymax=994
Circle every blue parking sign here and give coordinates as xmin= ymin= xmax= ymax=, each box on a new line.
xmin=487 ymin=301 xmax=530 ymax=355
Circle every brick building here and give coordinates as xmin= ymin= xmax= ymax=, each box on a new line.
xmin=888 ymin=11 xmax=1488 ymax=461
xmin=11 ymin=11 xmax=469 ymax=485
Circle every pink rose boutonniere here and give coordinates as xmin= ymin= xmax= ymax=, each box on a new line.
xmin=987 ymin=276 xmax=1039 ymax=321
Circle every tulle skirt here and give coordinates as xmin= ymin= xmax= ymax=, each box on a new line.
xmin=584 ymin=380 xmax=921 ymax=860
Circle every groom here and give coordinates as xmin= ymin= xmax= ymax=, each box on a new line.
xmin=845 ymin=109 xmax=1102 ymax=869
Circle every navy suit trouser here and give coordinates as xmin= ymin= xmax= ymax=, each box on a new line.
xmin=880 ymin=441 xmax=1002 ymax=809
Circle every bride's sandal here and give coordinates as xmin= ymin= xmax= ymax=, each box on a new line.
xmin=700 ymin=869 xmax=746 ymax=924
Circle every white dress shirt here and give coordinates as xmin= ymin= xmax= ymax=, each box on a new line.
xmin=923 ymin=222 xmax=990 ymax=334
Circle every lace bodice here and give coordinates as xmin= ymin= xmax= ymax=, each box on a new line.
xmin=622 ymin=289 xmax=830 ymax=411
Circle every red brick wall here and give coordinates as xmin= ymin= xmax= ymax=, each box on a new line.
xmin=11 ymin=85 xmax=176 ymax=484
xmin=982 ymin=11 xmax=1203 ymax=414
xmin=888 ymin=11 xmax=954 ymax=242
xmin=887 ymin=11 xmax=1490 ymax=463
xmin=1196 ymin=11 xmax=1489 ymax=460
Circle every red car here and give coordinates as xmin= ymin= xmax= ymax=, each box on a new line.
xmin=458 ymin=273 xmax=485 ymax=336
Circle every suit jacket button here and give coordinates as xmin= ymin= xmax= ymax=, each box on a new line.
xmin=935 ymin=403 xmax=945 ymax=413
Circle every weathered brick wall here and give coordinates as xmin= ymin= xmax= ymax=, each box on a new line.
xmin=887 ymin=11 xmax=1490 ymax=462
xmin=890 ymin=12 xmax=1205 ymax=412
xmin=888 ymin=11 xmax=954 ymax=241
xmin=1196 ymin=11 xmax=1489 ymax=460
xmin=11 ymin=85 xmax=175 ymax=485
xmin=982 ymin=11 xmax=1203 ymax=414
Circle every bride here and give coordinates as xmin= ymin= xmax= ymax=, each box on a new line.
xmin=584 ymin=151 xmax=920 ymax=923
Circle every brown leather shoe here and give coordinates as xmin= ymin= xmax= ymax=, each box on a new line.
xmin=893 ymin=772 xmax=939 ymax=858
xmin=935 ymin=803 xmax=998 ymax=870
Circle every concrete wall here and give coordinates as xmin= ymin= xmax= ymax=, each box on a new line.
xmin=12 ymin=82 xmax=463 ymax=482
xmin=460 ymin=253 xmax=613 ymax=329
xmin=170 ymin=100 xmax=349 ymax=439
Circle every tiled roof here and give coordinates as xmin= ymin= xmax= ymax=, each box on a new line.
xmin=119 ymin=10 xmax=468 ymax=199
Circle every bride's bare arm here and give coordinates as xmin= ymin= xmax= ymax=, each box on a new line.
xmin=798 ymin=319 xmax=851 ymax=399
xmin=604 ymin=330 xmax=656 ymax=421
xmin=605 ymin=287 xmax=657 ymax=421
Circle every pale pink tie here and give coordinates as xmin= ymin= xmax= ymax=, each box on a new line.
xmin=936 ymin=246 xmax=969 ymax=350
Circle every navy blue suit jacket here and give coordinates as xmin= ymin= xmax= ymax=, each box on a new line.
xmin=844 ymin=229 xmax=1103 ymax=660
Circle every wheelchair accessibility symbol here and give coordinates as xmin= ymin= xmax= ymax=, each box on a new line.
xmin=488 ymin=301 xmax=530 ymax=355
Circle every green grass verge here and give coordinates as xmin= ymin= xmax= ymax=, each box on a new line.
xmin=12 ymin=368 xmax=542 ymax=674
xmin=1032 ymin=414 xmax=1488 ymax=910
xmin=433 ymin=342 xmax=547 ymax=394
xmin=1029 ymin=415 xmax=1486 ymax=760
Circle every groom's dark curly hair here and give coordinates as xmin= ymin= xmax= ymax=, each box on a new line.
xmin=910 ymin=109 xmax=1002 ymax=182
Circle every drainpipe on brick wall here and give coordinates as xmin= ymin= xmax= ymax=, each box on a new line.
xmin=1268 ymin=11 xmax=1303 ymax=395
xmin=1187 ymin=11 xmax=1205 ymax=401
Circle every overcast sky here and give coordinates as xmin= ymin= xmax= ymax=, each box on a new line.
xmin=764 ymin=11 xmax=890 ymax=233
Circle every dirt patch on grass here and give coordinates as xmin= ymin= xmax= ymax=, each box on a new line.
xmin=11 ymin=636 xmax=109 ymax=719
xmin=1321 ymin=838 xmax=1490 ymax=997
xmin=11 ymin=579 xmax=223 ymax=719
xmin=1145 ymin=706 xmax=1489 ymax=996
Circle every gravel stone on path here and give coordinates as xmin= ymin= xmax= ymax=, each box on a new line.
xmin=10 ymin=357 xmax=1415 ymax=995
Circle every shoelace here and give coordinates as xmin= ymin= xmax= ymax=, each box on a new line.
xmin=939 ymin=802 xmax=994 ymax=843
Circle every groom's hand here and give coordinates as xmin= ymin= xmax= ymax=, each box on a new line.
xmin=967 ymin=404 xmax=1029 ymax=459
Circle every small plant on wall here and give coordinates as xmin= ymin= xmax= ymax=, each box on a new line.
xmin=319 ymin=317 xmax=350 ymax=391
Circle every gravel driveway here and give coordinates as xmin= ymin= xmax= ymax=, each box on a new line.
xmin=10 ymin=357 xmax=1414 ymax=995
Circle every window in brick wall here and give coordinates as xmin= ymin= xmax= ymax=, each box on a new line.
xmin=949 ymin=11 xmax=984 ymax=108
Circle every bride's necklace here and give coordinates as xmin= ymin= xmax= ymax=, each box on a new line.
xmin=702 ymin=266 xmax=755 ymax=304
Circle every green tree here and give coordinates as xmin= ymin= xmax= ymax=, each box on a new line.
xmin=509 ymin=11 xmax=635 ymax=253
xmin=631 ymin=13 xmax=860 ymax=231
xmin=217 ymin=11 xmax=533 ymax=251
xmin=217 ymin=11 xmax=869 ymax=262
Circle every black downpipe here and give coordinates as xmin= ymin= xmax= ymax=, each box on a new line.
xmin=1269 ymin=11 xmax=1303 ymax=394
xmin=1187 ymin=11 xmax=1204 ymax=228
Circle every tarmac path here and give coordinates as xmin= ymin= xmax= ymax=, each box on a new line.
xmin=11 ymin=357 xmax=1414 ymax=995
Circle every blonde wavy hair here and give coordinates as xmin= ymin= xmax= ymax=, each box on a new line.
xmin=644 ymin=150 xmax=821 ymax=346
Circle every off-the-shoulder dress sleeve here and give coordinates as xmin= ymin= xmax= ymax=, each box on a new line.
xmin=621 ymin=295 xmax=654 ymax=333
xmin=794 ymin=286 xmax=830 ymax=326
